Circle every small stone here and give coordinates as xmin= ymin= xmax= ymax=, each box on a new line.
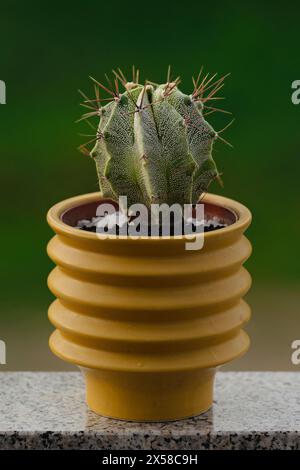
xmin=76 ymin=219 xmax=90 ymax=228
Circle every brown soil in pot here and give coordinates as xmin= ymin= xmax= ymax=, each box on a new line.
xmin=61 ymin=198 xmax=237 ymax=235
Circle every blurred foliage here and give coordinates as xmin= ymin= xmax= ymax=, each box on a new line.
xmin=0 ymin=0 xmax=300 ymax=314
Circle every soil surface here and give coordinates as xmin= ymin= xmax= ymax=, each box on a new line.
xmin=76 ymin=215 xmax=227 ymax=235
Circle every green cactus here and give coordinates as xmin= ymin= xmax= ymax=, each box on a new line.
xmin=79 ymin=68 xmax=231 ymax=211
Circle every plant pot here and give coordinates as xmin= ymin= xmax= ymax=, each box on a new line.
xmin=47 ymin=192 xmax=252 ymax=421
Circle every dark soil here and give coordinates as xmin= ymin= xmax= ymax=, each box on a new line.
xmin=76 ymin=219 xmax=227 ymax=236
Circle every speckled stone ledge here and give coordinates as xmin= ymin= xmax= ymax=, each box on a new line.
xmin=0 ymin=372 xmax=299 ymax=450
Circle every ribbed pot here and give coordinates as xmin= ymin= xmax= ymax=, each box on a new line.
xmin=47 ymin=192 xmax=252 ymax=421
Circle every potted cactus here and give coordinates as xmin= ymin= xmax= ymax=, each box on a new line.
xmin=47 ymin=68 xmax=252 ymax=421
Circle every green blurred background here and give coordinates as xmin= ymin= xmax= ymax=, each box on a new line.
xmin=1 ymin=0 xmax=299 ymax=371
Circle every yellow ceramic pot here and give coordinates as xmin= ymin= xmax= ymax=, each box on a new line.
xmin=47 ymin=192 xmax=252 ymax=421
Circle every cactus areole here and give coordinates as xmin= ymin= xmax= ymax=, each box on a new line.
xmin=80 ymin=70 xmax=230 ymax=214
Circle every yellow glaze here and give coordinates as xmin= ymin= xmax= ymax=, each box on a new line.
xmin=47 ymin=192 xmax=252 ymax=421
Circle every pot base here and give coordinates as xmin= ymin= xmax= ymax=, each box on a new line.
xmin=82 ymin=367 xmax=215 ymax=422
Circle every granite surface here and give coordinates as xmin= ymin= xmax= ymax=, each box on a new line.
xmin=0 ymin=372 xmax=299 ymax=450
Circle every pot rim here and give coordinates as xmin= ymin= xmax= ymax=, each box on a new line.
xmin=47 ymin=192 xmax=252 ymax=242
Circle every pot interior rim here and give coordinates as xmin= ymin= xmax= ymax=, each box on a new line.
xmin=47 ymin=192 xmax=251 ymax=241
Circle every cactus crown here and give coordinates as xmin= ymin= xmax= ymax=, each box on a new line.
xmin=78 ymin=67 xmax=232 ymax=211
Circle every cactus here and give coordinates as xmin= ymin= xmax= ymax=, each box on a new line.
xmin=78 ymin=68 xmax=232 ymax=211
